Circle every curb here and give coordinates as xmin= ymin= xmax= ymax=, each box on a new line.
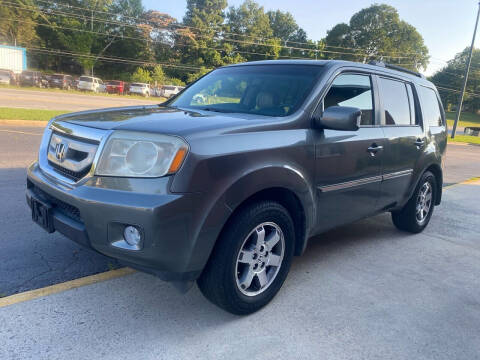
xmin=0 ymin=119 xmax=48 ymax=127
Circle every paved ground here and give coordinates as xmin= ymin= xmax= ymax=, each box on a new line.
xmin=0 ymin=87 xmax=158 ymax=111
xmin=0 ymin=179 xmax=479 ymax=360
xmin=1 ymin=124 xmax=480 ymax=298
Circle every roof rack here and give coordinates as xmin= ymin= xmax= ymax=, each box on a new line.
xmin=368 ymin=61 xmax=425 ymax=79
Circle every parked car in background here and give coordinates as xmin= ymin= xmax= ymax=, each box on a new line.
xmin=26 ymin=60 xmax=447 ymax=315
xmin=105 ymin=80 xmax=125 ymax=95
xmin=161 ymin=85 xmax=185 ymax=98
xmin=0 ymin=69 xmax=17 ymax=85
xmin=20 ymin=70 xmax=43 ymax=87
xmin=49 ymin=74 xmax=74 ymax=90
xmin=129 ymin=82 xmax=150 ymax=97
xmin=41 ymin=74 xmax=50 ymax=88
xmin=78 ymin=76 xmax=105 ymax=93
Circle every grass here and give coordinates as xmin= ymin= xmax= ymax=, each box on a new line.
xmin=0 ymin=84 xmax=163 ymax=102
xmin=0 ymin=107 xmax=69 ymax=121
xmin=448 ymin=135 xmax=480 ymax=145
xmin=445 ymin=111 xmax=480 ymax=129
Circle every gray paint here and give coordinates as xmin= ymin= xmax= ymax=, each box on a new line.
xmin=26 ymin=60 xmax=447 ymax=284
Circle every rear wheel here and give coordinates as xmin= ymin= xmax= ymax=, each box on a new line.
xmin=391 ymin=171 xmax=436 ymax=233
xmin=197 ymin=201 xmax=295 ymax=315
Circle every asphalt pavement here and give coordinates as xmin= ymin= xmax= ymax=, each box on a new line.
xmin=0 ymin=178 xmax=479 ymax=360
xmin=1 ymin=124 xmax=480 ymax=298
xmin=0 ymin=87 xmax=158 ymax=111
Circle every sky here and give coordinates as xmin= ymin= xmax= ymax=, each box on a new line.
xmin=142 ymin=0 xmax=479 ymax=76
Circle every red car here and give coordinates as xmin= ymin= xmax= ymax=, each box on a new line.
xmin=105 ymin=80 xmax=125 ymax=95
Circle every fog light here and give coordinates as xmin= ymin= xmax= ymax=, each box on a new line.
xmin=124 ymin=226 xmax=141 ymax=247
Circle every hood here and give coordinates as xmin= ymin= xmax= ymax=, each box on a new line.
xmin=53 ymin=105 xmax=273 ymax=137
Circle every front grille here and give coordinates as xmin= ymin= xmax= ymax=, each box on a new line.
xmin=47 ymin=131 xmax=99 ymax=182
xmin=29 ymin=182 xmax=82 ymax=223
xmin=48 ymin=160 xmax=92 ymax=181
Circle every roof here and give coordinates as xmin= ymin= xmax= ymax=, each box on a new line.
xmin=224 ymin=59 xmax=432 ymax=86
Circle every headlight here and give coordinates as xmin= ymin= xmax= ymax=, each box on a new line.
xmin=95 ymin=131 xmax=188 ymax=177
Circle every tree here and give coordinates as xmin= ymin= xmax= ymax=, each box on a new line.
xmin=324 ymin=4 xmax=429 ymax=71
xmin=226 ymin=0 xmax=280 ymax=61
xmin=0 ymin=0 xmax=40 ymax=47
xmin=266 ymin=10 xmax=312 ymax=58
xmin=177 ymin=0 xmax=229 ymax=68
xmin=186 ymin=66 xmax=210 ymax=83
xmin=430 ymin=47 xmax=480 ymax=113
xmin=131 ymin=67 xmax=152 ymax=83
xmin=151 ymin=65 xmax=165 ymax=85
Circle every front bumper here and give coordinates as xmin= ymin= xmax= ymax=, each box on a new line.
xmin=26 ymin=161 xmax=207 ymax=282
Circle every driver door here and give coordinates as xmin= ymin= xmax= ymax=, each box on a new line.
xmin=314 ymin=73 xmax=385 ymax=233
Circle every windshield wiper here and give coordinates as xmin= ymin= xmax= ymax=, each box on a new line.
xmin=198 ymin=107 xmax=232 ymax=113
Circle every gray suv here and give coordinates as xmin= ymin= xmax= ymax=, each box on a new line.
xmin=27 ymin=60 xmax=447 ymax=314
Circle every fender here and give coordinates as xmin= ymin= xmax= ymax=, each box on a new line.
xmin=183 ymin=165 xmax=316 ymax=276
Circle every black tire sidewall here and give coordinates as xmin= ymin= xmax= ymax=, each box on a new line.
xmin=414 ymin=172 xmax=436 ymax=229
xmin=199 ymin=201 xmax=295 ymax=314
xmin=227 ymin=206 xmax=294 ymax=308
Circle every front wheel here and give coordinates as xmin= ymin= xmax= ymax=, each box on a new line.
xmin=391 ymin=171 xmax=437 ymax=233
xmin=197 ymin=201 xmax=295 ymax=315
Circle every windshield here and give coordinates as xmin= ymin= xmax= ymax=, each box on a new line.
xmin=170 ymin=65 xmax=324 ymax=117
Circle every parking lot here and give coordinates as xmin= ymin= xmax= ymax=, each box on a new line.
xmin=0 ymin=117 xmax=479 ymax=359
xmin=0 ymin=87 xmax=159 ymax=111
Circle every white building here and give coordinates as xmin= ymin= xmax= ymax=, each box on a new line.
xmin=0 ymin=45 xmax=27 ymax=74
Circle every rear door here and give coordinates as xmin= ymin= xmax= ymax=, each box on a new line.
xmin=314 ymin=72 xmax=385 ymax=233
xmin=375 ymin=76 xmax=425 ymax=208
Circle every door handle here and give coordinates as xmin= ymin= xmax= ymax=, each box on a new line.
xmin=367 ymin=143 xmax=383 ymax=155
xmin=414 ymin=138 xmax=425 ymax=148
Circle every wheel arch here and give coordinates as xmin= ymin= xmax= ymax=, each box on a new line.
xmin=424 ymin=163 xmax=443 ymax=205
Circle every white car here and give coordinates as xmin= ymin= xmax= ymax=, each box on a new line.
xmin=161 ymin=85 xmax=185 ymax=98
xmin=129 ymin=83 xmax=151 ymax=97
xmin=78 ymin=76 xmax=105 ymax=93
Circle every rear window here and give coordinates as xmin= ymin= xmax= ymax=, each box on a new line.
xmin=378 ymin=77 xmax=411 ymax=125
xmin=108 ymin=81 xmax=121 ymax=85
xmin=51 ymin=75 xmax=64 ymax=79
xmin=79 ymin=76 xmax=93 ymax=82
xmin=164 ymin=86 xmax=176 ymax=90
xmin=419 ymin=86 xmax=443 ymax=127
xmin=131 ymin=83 xmax=146 ymax=87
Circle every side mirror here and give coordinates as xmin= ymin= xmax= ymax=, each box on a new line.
xmin=315 ymin=106 xmax=362 ymax=131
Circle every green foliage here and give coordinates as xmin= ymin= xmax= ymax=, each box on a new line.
xmin=324 ymin=4 xmax=429 ymax=71
xmin=187 ymin=66 xmax=211 ymax=83
xmin=151 ymin=65 xmax=166 ymax=85
xmin=131 ymin=67 xmax=152 ymax=83
xmin=0 ymin=0 xmax=40 ymax=46
xmin=167 ymin=77 xmax=186 ymax=86
xmin=3 ymin=0 xmax=431 ymax=86
xmin=430 ymin=48 xmax=480 ymax=113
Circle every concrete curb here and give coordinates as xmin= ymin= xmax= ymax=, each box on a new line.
xmin=0 ymin=119 xmax=48 ymax=127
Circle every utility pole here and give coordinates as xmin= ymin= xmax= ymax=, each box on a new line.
xmin=452 ymin=1 xmax=480 ymax=138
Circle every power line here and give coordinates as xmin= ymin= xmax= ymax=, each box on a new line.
xmin=4 ymin=1 xmax=418 ymax=61
xmin=33 ymin=0 xmax=430 ymax=59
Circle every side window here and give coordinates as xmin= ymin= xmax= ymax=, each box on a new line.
xmin=378 ymin=77 xmax=411 ymax=125
xmin=324 ymin=74 xmax=374 ymax=126
xmin=419 ymin=86 xmax=443 ymax=127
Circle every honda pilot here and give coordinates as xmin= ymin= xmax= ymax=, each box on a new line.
xmin=27 ymin=60 xmax=447 ymax=314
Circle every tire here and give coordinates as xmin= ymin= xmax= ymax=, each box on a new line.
xmin=391 ymin=171 xmax=437 ymax=233
xmin=197 ymin=201 xmax=295 ymax=315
